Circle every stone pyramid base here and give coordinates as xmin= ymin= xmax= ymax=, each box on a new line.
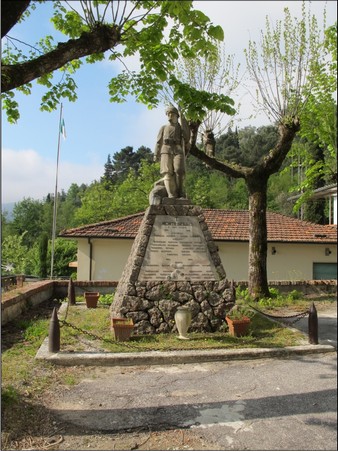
xmin=111 ymin=201 xmax=235 ymax=334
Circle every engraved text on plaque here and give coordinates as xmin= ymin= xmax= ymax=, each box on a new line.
xmin=138 ymin=215 xmax=219 ymax=281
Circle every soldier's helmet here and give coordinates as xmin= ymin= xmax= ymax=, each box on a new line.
xmin=165 ymin=105 xmax=179 ymax=117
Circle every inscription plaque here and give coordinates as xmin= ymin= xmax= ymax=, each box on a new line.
xmin=138 ymin=215 xmax=219 ymax=281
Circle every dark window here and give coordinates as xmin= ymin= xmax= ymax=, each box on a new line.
xmin=313 ymin=263 xmax=337 ymax=280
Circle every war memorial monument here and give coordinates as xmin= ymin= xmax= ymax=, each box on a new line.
xmin=111 ymin=106 xmax=236 ymax=335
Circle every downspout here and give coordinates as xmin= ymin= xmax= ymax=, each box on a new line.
xmin=88 ymin=238 xmax=93 ymax=280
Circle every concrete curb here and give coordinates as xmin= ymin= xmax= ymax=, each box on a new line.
xmin=35 ymin=337 xmax=335 ymax=367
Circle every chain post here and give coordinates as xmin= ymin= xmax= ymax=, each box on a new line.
xmin=308 ymin=302 xmax=318 ymax=345
xmin=48 ymin=307 xmax=60 ymax=352
xmin=68 ymin=277 xmax=76 ymax=305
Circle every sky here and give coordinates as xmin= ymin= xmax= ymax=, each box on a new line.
xmin=1 ymin=0 xmax=337 ymax=205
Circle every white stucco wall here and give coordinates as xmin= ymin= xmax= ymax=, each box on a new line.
xmin=219 ymin=242 xmax=337 ymax=281
xmin=334 ymin=195 xmax=337 ymax=225
xmin=76 ymin=238 xmax=337 ymax=282
xmin=77 ymin=238 xmax=134 ymax=280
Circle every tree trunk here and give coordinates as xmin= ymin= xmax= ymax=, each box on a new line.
xmin=188 ymin=119 xmax=300 ymax=300
xmin=1 ymin=1 xmax=31 ymax=38
xmin=247 ymin=174 xmax=270 ymax=300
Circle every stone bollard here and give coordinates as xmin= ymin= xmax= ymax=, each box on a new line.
xmin=308 ymin=302 xmax=318 ymax=345
xmin=68 ymin=277 xmax=76 ymax=305
xmin=48 ymin=307 xmax=60 ymax=352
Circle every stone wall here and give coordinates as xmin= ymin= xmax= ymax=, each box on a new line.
xmin=113 ymin=279 xmax=236 ymax=335
xmin=1 ymin=281 xmax=54 ymax=325
xmin=1 ymin=280 xmax=118 ymax=325
xmin=111 ymin=202 xmax=236 ymax=334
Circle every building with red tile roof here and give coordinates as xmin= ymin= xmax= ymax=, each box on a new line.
xmin=60 ymin=209 xmax=337 ymax=281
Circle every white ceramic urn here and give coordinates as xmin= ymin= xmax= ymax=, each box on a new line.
xmin=174 ymin=306 xmax=192 ymax=340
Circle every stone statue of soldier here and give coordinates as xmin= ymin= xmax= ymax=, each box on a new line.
xmin=153 ymin=105 xmax=190 ymax=199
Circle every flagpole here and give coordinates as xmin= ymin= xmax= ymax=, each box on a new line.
xmin=50 ymin=103 xmax=63 ymax=279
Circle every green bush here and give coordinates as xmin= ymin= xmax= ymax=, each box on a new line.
xmin=268 ymin=287 xmax=280 ymax=298
xmin=99 ymin=293 xmax=114 ymax=306
xmin=287 ymin=289 xmax=302 ymax=301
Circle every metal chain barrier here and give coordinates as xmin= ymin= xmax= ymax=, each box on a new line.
xmin=53 ymin=297 xmax=315 ymax=352
xmin=248 ymin=303 xmax=309 ymax=326
xmin=58 ymin=297 xmax=160 ymax=351
xmin=60 ymin=318 xmax=123 ymax=346
xmin=59 ymin=318 xmax=177 ymax=352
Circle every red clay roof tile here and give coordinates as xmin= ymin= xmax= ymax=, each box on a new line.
xmin=60 ymin=209 xmax=337 ymax=243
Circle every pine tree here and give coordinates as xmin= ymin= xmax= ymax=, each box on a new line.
xmin=101 ymin=154 xmax=114 ymax=185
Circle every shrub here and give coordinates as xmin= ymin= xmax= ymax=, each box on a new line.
xmin=99 ymin=293 xmax=114 ymax=306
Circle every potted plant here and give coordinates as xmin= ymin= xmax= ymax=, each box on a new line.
xmin=225 ymin=305 xmax=251 ymax=337
xmin=111 ymin=317 xmax=134 ymax=341
xmin=84 ymin=291 xmax=100 ymax=309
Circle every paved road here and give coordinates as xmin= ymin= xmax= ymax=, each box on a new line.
xmin=293 ymin=304 xmax=337 ymax=348
xmin=50 ymin=352 xmax=337 ymax=450
xmin=45 ymin=305 xmax=337 ymax=450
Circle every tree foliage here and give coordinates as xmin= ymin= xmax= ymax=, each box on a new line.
xmin=1 ymin=233 xmax=29 ymax=274
xmin=286 ymin=22 xmax=337 ymax=212
xmin=2 ymin=0 xmax=228 ymax=123
xmin=74 ymin=181 xmax=116 ymax=224
xmin=10 ymin=197 xmax=45 ymax=247
xmin=108 ymin=145 xmax=152 ymax=184
xmin=186 ymin=4 xmax=333 ymax=299
xmin=38 ymin=232 xmax=49 ymax=278
xmin=216 ymin=125 xmax=279 ymax=167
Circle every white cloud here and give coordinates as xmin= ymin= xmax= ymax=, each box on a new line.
xmin=2 ymin=148 xmax=103 ymax=203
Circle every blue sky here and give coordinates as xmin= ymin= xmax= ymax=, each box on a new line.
xmin=2 ymin=1 xmax=337 ymax=204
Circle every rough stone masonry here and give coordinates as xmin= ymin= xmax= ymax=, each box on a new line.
xmin=111 ymin=201 xmax=236 ymax=335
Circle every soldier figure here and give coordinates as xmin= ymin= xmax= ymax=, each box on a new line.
xmin=154 ymin=105 xmax=190 ymax=198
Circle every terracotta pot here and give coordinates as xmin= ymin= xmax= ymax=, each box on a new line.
xmin=225 ymin=316 xmax=250 ymax=337
xmin=111 ymin=318 xmax=134 ymax=341
xmin=84 ymin=292 xmax=99 ymax=308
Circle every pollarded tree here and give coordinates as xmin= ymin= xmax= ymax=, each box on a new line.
xmin=160 ymin=42 xmax=240 ymax=156
xmin=1 ymin=1 xmax=233 ymax=123
xmin=183 ymin=5 xmax=332 ymax=299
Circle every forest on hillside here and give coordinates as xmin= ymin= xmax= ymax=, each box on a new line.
xmin=2 ymin=125 xmax=334 ymax=279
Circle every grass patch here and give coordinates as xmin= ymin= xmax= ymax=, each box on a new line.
xmin=58 ymin=301 xmax=306 ymax=353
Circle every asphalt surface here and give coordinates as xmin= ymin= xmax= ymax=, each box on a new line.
xmin=37 ymin=304 xmax=337 ymax=450
xmin=48 ymin=353 xmax=337 ymax=450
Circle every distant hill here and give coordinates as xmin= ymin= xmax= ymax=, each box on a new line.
xmin=2 ymin=202 xmax=15 ymax=220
